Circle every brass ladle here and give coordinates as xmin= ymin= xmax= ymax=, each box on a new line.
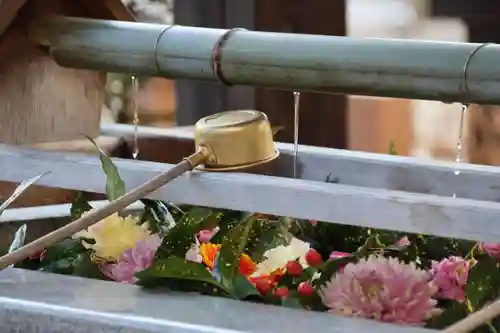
xmin=0 ymin=110 xmax=279 ymax=270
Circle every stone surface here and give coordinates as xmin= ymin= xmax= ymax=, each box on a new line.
xmin=0 ymin=268 xmax=435 ymax=333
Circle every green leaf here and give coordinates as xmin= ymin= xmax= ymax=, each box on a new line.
xmin=427 ymin=302 xmax=467 ymax=329
xmin=232 ymin=273 xmax=261 ymax=300
xmin=70 ymin=192 xmax=93 ymax=219
xmin=40 ymin=238 xmax=87 ymax=264
xmin=245 ymin=219 xmax=288 ymax=262
xmin=213 ymin=214 xmax=256 ymax=289
xmin=281 ymin=291 xmax=303 ymax=309
xmin=135 ymin=257 xmax=231 ymax=295
xmin=0 ymin=171 xmax=49 ymax=216
xmin=356 ymin=233 xmax=385 ymax=256
xmin=313 ymin=254 xmax=358 ymax=287
xmin=87 ymin=136 xmax=125 ymax=201
xmin=140 ymin=199 xmax=176 ymax=235
xmin=157 ymin=207 xmax=215 ymax=258
xmin=466 ymin=255 xmax=500 ymax=310
xmin=8 ymin=224 xmax=27 ymax=255
xmin=40 ymin=258 xmax=75 ymax=274
xmin=72 ymin=253 xmax=108 ymax=279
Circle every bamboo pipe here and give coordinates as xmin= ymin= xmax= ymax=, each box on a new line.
xmin=444 ymin=298 xmax=500 ymax=333
xmin=0 ymin=110 xmax=279 ymax=269
xmin=33 ymin=16 xmax=500 ymax=104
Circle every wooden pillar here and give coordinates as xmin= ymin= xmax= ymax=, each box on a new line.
xmin=173 ymin=0 xmax=347 ymax=148
xmin=254 ymin=0 xmax=347 ymax=148
xmin=173 ymin=0 xmax=226 ymax=125
xmin=431 ymin=0 xmax=500 ymax=165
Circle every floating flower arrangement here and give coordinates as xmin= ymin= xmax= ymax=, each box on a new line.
xmin=5 ymin=142 xmax=500 ymax=333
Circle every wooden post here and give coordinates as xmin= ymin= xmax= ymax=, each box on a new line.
xmin=173 ymin=0 xmax=227 ymax=125
xmin=173 ymin=0 xmax=347 ymax=148
xmin=254 ymin=0 xmax=347 ymax=148
xmin=430 ymin=0 xmax=500 ymax=165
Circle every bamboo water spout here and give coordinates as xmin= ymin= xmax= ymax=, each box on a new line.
xmin=0 ymin=110 xmax=278 ymax=269
xmin=34 ymin=16 xmax=500 ymax=104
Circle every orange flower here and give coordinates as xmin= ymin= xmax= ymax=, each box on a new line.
xmin=249 ymin=267 xmax=285 ymax=286
xmin=199 ymin=243 xmax=257 ymax=276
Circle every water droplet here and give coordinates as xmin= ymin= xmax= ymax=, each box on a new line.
xmin=293 ymin=92 xmax=300 ymax=179
xmin=131 ymin=76 xmax=140 ymax=159
xmin=451 ymin=103 xmax=468 ymax=198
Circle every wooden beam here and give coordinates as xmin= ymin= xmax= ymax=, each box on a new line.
xmin=1 ymin=144 xmax=500 ymax=242
xmin=101 ymin=123 xmax=500 ymax=203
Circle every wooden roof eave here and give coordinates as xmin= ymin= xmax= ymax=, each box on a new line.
xmin=0 ymin=0 xmax=28 ymax=37
xmin=0 ymin=0 xmax=135 ymax=39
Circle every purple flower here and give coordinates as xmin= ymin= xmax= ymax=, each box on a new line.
xmin=320 ymin=255 xmax=441 ymax=326
xmin=196 ymin=227 xmax=220 ymax=243
xmin=430 ymin=256 xmax=470 ymax=302
xmin=480 ymin=242 xmax=500 ymax=259
xmin=100 ymin=234 xmax=162 ymax=284
xmin=185 ymin=238 xmax=202 ymax=263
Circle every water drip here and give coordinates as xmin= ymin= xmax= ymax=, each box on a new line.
xmin=452 ymin=103 xmax=469 ymax=198
xmin=293 ymin=92 xmax=301 ymax=178
xmin=131 ymin=76 xmax=140 ymax=159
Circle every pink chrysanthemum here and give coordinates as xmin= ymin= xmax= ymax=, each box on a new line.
xmin=100 ymin=233 xmax=162 ymax=284
xmin=319 ymin=255 xmax=442 ymax=326
xmin=430 ymin=256 xmax=470 ymax=302
xmin=480 ymin=242 xmax=500 ymax=259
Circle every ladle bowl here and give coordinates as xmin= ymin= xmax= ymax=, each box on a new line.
xmin=194 ymin=110 xmax=279 ymax=171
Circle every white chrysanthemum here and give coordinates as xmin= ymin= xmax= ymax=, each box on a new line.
xmin=252 ymin=237 xmax=310 ymax=276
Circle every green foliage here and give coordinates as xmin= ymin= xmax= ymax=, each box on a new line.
xmin=213 ymin=214 xmax=256 ymax=291
xmin=244 ymin=217 xmax=289 ymax=262
xmin=427 ymin=302 xmax=468 ymax=329
xmin=0 ymin=171 xmax=48 ymax=217
xmin=140 ymin=199 xmax=175 ymax=235
xmin=136 ymin=257 xmax=231 ymax=296
xmin=157 ymin=207 xmax=215 ymax=258
xmin=466 ymin=255 xmax=500 ymax=311
xmin=7 ymin=224 xmax=27 ymax=256
xmin=87 ymin=136 xmax=125 ymax=201
xmin=70 ymin=192 xmax=93 ymax=219
xmin=37 ymin=238 xmax=92 ymax=275
xmin=313 ymin=254 xmax=357 ymax=288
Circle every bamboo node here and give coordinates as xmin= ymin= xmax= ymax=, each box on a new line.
xmin=153 ymin=25 xmax=177 ymax=73
xmin=211 ymin=28 xmax=247 ymax=86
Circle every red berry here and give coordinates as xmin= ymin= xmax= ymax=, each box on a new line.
xmin=285 ymin=260 xmax=303 ymax=276
xmin=274 ymin=287 xmax=289 ymax=299
xmin=297 ymin=282 xmax=315 ymax=297
xmin=305 ymin=248 xmax=323 ymax=267
xmin=255 ymin=279 xmax=273 ymax=295
xmin=29 ymin=249 xmax=46 ymax=261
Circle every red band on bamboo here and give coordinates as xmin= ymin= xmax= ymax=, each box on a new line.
xmin=211 ymin=28 xmax=247 ymax=86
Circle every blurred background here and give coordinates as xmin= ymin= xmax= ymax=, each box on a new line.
xmin=107 ymin=0 xmax=498 ymax=162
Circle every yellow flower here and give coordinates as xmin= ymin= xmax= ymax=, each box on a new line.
xmin=73 ymin=213 xmax=151 ymax=261
xmin=252 ymin=237 xmax=310 ymax=277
